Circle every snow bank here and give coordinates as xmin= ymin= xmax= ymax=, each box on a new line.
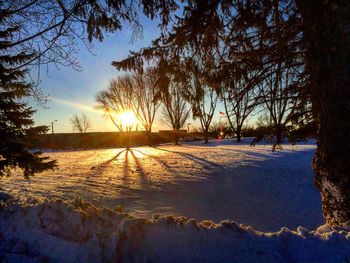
xmin=0 ymin=198 xmax=349 ymax=263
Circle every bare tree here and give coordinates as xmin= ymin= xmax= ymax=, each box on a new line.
xmin=222 ymin=73 xmax=257 ymax=142
xmin=131 ymin=68 xmax=161 ymax=145
xmin=96 ymin=75 xmax=136 ymax=132
xmin=186 ymin=87 xmax=218 ymax=143
xmin=196 ymin=89 xmax=218 ymax=143
xmin=70 ymin=113 xmax=92 ymax=133
xmin=96 ymin=75 xmax=136 ymax=148
xmin=258 ymin=64 xmax=298 ymax=148
xmin=181 ymin=57 xmax=218 ymax=143
xmin=161 ymin=82 xmax=191 ymax=145
xmin=96 ymin=69 xmax=160 ymax=146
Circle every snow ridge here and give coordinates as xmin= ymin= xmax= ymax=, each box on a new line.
xmin=0 ymin=198 xmax=349 ymax=263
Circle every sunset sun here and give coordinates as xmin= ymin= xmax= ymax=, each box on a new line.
xmin=118 ymin=111 xmax=137 ymax=127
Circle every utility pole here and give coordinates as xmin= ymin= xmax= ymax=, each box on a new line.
xmin=51 ymin=120 xmax=57 ymax=134
xmin=51 ymin=120 xmax=57 ymax=150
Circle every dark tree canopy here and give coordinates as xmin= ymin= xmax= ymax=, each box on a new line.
xmin=0 ymin=20 xmax=56 ymax=177
xmin=113 ymin=0 xmax=350 ymax=228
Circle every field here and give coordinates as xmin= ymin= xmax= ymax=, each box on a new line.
xmin=2 ymin=138 xmax=322 ymax=232
xmin=2 ymin=138 xmax=350 ymax=262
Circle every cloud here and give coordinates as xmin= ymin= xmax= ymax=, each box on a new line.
xmin=51 ymin=96 xmax=103 ymax=115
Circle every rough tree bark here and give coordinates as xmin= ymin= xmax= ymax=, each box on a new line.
xmin=297 ymin=0 xmax=350 ymax=227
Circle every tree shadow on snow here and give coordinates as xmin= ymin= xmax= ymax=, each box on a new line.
xmin=87 ymin=148 xmax=151 ymax=190
xmin=87 ymin=145 xmax=322 ymax=232
xmin=123 ymin=147 xmax=323 ymax=232
xmin=151 ymin=146 xmax=222 ymax=171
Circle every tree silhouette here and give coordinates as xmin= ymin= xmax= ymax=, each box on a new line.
xmin=96 ymin=76 xmax=138 ymax=148
xmin=96 ymin=76 xmax=135 ymax=129
xmin=180 ymin=56 xmax=218 ymax=143
xmin=0 ymin=19 xmax=56 ymax=177
xmin=222 ymin=71 xmax=258 ymax=143
xmin=70 ymin=113 xmax=92 ymax=133
xmin=131 ymin=68 xmax=161 ymax=145
xmin=161 ymin=79 xmax=191 ymax=145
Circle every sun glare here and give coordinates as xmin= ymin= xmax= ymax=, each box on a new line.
xmin=118 ymin=111 xmax=137 ymax=127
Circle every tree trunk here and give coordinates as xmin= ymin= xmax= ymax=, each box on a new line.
xmin=124 ymin=132 xmax=131 ymax=149
xmin=204 ymin=129 xmax=209 ymax=143
xmin=297 ymin=0 xmax=350 ymax=227
xmin=236 ymin=127 xmax=241 ymax=143
xmin=174 ymin=130 xmax=179 ymax=145
xmin=275 ymin=125 xmax=283 ymax=145
xmin=146 ymin=131 xmax=152 ymax=146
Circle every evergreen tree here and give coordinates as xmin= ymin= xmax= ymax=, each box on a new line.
xmin=0 ymin=23 xmax=56 ymax=178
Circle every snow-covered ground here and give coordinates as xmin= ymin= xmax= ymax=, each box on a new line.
xmin=0 ymin=198 xmax=349 ymax=262
xmin=1 ymin=138 xmax=350 ymax=262
xmin=2 ymin=138 xmax=322 ymax=232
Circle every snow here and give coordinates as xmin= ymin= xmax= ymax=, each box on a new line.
xmin=0 ymin=198 xmax=349 ymax=263
xmin=2 ymin=138 xmax=322 ymax=232
xmin=1 ymin=138 xmax=350 ymax=261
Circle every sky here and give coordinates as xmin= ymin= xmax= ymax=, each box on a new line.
xmin=29 ymin=14 xmax=226 ymax=134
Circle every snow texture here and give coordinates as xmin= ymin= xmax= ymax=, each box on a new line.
xmin=1 ymin=139 xmax=350 ymax=262
xmin=2 ymin=138 xmax=322 ymax=232
xmin=0 ymin=198 xmax=349 ymax=263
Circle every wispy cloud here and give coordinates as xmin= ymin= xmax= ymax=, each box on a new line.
xmin=51 ymin=96 xmax=103 ymax=114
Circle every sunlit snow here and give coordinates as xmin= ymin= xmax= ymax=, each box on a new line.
xmin=2 ymin=138 xmax=322 ymax=232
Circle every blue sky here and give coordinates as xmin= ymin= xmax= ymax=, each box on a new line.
xmin=30 ymin=15 xmax=226 ymax=133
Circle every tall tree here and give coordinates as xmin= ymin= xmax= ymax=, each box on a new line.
xmin=96 ymin=76 xmax=135 ymax=130
xmin=191 ymin=87 xmax=218 ymax=144
xmin=0 ymin=22 xmax=56 ymax=178
xmin=96 ymin=75 xmax=137 ymax=148
xmin=257 ymin=64 xmax=298 ymax=147
xmin=131 ymin=68 xmax=161 ymax=145
xmin=295 ymin=0 xmax=350 ymax=227
xmin=222 ymin=72 xmax=257 ymax=143
xmin=161 ymin=81 xmax=191 ymax=145
xmin=181 ymin=57 xmax=218 ymax=143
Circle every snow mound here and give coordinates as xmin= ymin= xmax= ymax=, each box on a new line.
xmin=0 ymin=198 xmax=349 ymax=263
